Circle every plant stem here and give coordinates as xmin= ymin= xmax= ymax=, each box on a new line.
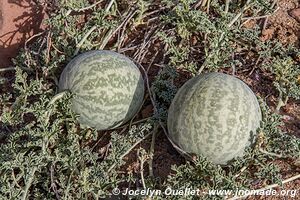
xmin=25 ymin=31 xmax=45 ymax=50
xmin=275 ymin=99 xmax=283 ymax=112
xmin=99 ymin=29 xmax=113 ymax=49
xmin=242 ymin=14 xmax=272 ymax=20
xmin=149 ymin=124 xmax=159 ymax=177
xmin=206 ymin=0 xmax=211 ymax=13
xmin=105 ymin=9 xmax=137 ymax=50
xmin=138 ymin=149 xmax=147 ymax=189
xmin=228 ymin=0 xmax=251 ymax=28
xmin=234 ymin=166 xmax=247 ymax=178
xmin=63 ymin=170 xmax=74 ymax=200
xmin=201 ymin=0 xmax=208 ymax=7
xmin=225 ymin=0 xmax=230 ymax=14
xmin=74 ymin=25 xmax=97 ymax=56
xmin=259 ymin=148 xmax=283 ymax=158
xmin=198 ymin=63 xmax=206 ymax=75
xmin=105 ymin=0 xmax=115 ymax=13
xmin=108 ymin=132 xmax=152 ymax=172
xmin=21 ymin=167 xmax=37 ymax=200
xmin=50 ymin=164 xmax=61 ymax=200
xmin=48 ymin=91 xmax=69 ymax=106
xmin=138 ymin=62 xmax=193 ymax=161
xmin=66 ymin=0 xmax=103 ymax=15
xmin=262 ymin=0 xmax=278 ymax=32
xmin=45 ymin=91 xmax=69 ymax=124
xmin=0 ymin=67 xmax=33 ymax=72
xmin=117 ymin=117 xmax=152 ymax=130
xmin=193 ymin=0 xmax=202 ymax=9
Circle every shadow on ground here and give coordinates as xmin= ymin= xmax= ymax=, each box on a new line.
xmin=0 ymin=0 xmax=45 ymax=67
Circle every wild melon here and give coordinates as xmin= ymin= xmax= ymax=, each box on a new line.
xmin=59 ymin=50 xmax=144 ymax=130
xmin=167 ymin=72 xmax=262 ymax=165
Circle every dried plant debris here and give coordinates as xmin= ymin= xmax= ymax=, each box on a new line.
xmin=0 ymin=0 xmax=300 ymax=199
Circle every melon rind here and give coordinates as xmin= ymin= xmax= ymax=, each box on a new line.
xmin=59 ymin=50 xmax=144 ymax=130
xmin=167 ymin=72 xmax=262 ymax=165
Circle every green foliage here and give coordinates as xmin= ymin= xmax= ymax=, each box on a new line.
xmin=135 ymin=0 xmax=151 ymax=25
xmin=157 ymin=32 xmax=191 ymax=68
xmin=1 ymin=0 xmax=300 ymax=199
xmin=265 ymin=57 xmax=300 ymax=110
xmin=162 ymin=102 xmax=300 ymax=199
xmin=151 ymin=66 xmax=178 ymax=121
xmin=164 ymin=156 xmax=246 ymax=200
xmin=260 ymin=100 xmax=300 ymax=158
xmin=159 ymin=0 xmax=234 ymax=73
xmin=0 ymin=1 xmax=152 ymax=198
xmin=157 ymin=0 xmax=279 ymax=74
xmin=0 ymin=68 xmax=152 ymax=198
xmin=232 ymin=26 xmax=300 ymax=111
xmin=161 ymin=0 xmax=208 ymax=39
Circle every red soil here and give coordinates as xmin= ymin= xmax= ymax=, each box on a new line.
xmin=0 ymin=0 xmax=46 ymax=67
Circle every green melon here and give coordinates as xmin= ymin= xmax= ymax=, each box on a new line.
xmin=167 ymin=72 xmax=262 ymax=165
xmin=59 ymin=50 xmax=144 ymax=130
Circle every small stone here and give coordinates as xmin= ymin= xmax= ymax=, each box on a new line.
xmin=261 ymin=29 xmax=274 ymax=41
xmin=289 ymin=8 xmax=300 ymax=23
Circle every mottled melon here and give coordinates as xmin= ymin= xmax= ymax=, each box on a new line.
xmin=167 ymin=72 xmax=262 ymax=165
xmin=59 ymin=50 xmax=144 ymax=130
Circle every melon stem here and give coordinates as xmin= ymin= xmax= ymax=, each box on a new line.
xmin=45 ymin=90 xmax=69 ymax=124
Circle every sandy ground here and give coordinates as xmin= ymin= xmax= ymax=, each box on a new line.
xmin=0 ymin=0 xmax=46 ymax=67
